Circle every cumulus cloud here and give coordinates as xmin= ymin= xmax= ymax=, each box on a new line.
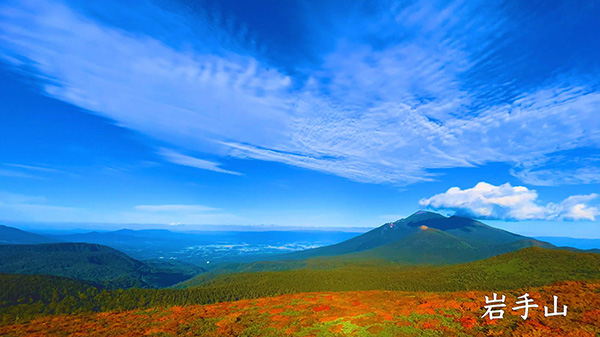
xmin=548 ymin=194 xmax=600 ymax=221
xmin=419 ymin=182 xmax=599 ymax=221
xmin=0 ymin=0 xmax=598 ymax=185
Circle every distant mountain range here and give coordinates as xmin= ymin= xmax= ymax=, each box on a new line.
xmin=534 ymin=236 xmax=600 ymax=250
xmin=0 ymin=224 xmax=359 ymax=265
xmin=1 ymin=211 xmax=598 ymax=288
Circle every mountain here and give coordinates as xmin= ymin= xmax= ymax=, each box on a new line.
xmin=282 ymin=211 xmax=555 ymax=264
xmin=0 ymin=225 xmax=59 ymax=244
xmin=0 ymin=242 xmax=204 ymax=288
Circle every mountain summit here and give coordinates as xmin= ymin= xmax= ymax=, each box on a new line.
xmin=285 ymin=211 xmax=554 ymax=264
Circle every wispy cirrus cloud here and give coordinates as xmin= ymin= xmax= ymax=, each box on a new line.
xmin=158 ymin=148 xmax=242 ymax=176
xmin=0 ymin=169 xmax=40 ymax=179
xmin=134 ymin=204 xmax=219 ymax=212
xmin=513 ymin=166 xmax=600 ymax=187
xmin=0 ymin=163 xmax=66 ymax=179
xmin=4 ymin=163 xmax=63 ymax=173
xmin=0 ymin=190 xmax=241 ymax=224
xmin=1 ymin=0 xmax=598 ymax=186
xmin=419 ymin=182 xmax=599 ymax=221
xmin=130 ymin=203 xmax=239 ymax=225
xmin=510 ymin=150 xmax=600 ymax=186
xmin=0 ymin=191 xmax=83 ymax=221
xmin=0 ymin=0 xmax=293 ymax=156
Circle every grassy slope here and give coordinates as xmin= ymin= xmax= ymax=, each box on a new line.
xmin=352 ymin=228 xmax=555 ymax=264
xmin=3 ymin=281 xmax=599 ymax=337
xmin=179 ymin=247 xmax=600 ymax=292
xmin=1 ymin=247 xmax=599 ymax=325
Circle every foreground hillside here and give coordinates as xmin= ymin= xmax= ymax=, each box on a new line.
xmin=2 ymin=247 xmax=599 ymax=325
xmin=1 ymin=281 xmax=598 ymax=337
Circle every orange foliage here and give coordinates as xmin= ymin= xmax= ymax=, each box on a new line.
xmin=459 ymin=316 xmax=476 ymax=329
xmin=312 ymin=304 xmax=331 ymax=312
xmin=1 ymin=281 xmax=599 ymax=336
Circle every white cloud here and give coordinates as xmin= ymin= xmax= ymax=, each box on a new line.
xmin=0 ymin=0 xmax=598 ymax=186
xmin=134 ymin=204 xmax=219 ymax=212
xmin=0 ymin=0 xmax=293 ymax=157
xmin=158 ymin=149 xmax=242 ymax=176
xmin=419 ymin=182 xmax=599 ymax=221
xmin=548 ymin=194 xmax=599 ymax=221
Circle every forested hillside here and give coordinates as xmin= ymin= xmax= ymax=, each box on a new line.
xmin=0 ymin=243 xmax=203 ymax=288
xmin=179 ymin=247 xmax=600 ymax=291
xmin=2 ymin=247 xmax=599 ymax=325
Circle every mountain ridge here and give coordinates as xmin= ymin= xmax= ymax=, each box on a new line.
xmin=0 ymin=224 xmax=60 ymax=244
xmin=0 ymin=242 xmax=204 ymax=288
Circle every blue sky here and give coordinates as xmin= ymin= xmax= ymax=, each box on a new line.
xmin=0 ymin=0 xmax=599 ymax=237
